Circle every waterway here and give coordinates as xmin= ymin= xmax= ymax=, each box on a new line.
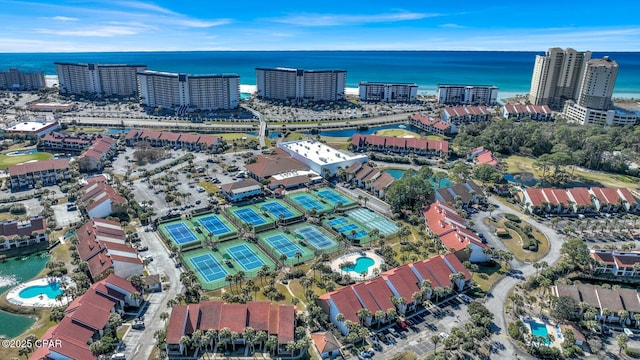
xmin=303 ymin=123 xmax=409 ymax=138
xmin=0 ymin=252 xmax=50 ymax=338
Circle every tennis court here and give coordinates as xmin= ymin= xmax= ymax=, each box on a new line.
xmin=295 ymin=226 xmax=337 ymax=250
xmin=260 ymin=201 xmax=296 ymax=219
xmin=316 ymin=188 xmax=354 ymax=207
xmin=326 ymin=216 xmax=369 ymax=241
xmin=327 ymin=217 xmax=348 ymax=227
xmin=188 ymin=253 xmax=228 ymax=282
xmin=227 ymin=244 xmax=266 ymax=271
xmin=290 ymin=194 xmax=327 ymax=212
xmin=233 ymin=208 xmax=267 ymax=226
xmin=196 ymin=215 xmax=232 ymax=236
xmin=347 ymin=208 xmax=399 ymax=236
xmin=163 ymin=222 xmax=198 ymax=245
xmin=264 ymin=234 xmax=304 ymax=259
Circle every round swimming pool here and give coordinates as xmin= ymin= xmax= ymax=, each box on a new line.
xmin=18 ymin=281 xmax=62 ymax=299
xmin=342 ymin=257 xmax=375 ymax=273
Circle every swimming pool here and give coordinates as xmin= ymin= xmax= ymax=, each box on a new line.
xmin=19 ymin=281 xmax=62 ymax=299
xmin=528 ymin=321 xmax=551 ymax=344
xmin=342 ymin=257 xmax=375 ymax=273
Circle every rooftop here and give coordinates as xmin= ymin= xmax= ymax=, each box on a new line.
xmin=279 ymin=140 xmax=367 ymax=166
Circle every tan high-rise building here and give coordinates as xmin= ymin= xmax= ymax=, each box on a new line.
xmin=529 ymin=48 xmax=591 ymax=109
xmin=55 ymin=63 xmax=146 ymax=96
xmin=577 ymin=57 xmax=618 ymax=111
xmin=0 ymin=68 xmax=46 ymax=90
xmin=256 ymin=67 xmax=346 ymax=102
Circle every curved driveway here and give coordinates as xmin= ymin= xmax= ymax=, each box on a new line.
xmin=474 ymin=197 xmax=566 ymax=359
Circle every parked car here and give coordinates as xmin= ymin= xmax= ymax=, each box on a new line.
xmin=388 ymin=328 xmax=399 ymax=338
xmin=143 ymin=255 xmax=153 ymax=262
xmin=136 ymin=245 xmax=148 ymax=252
xmin=132 ymin=320 xmax=145 ymax=330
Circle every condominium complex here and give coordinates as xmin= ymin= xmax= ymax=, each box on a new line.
xmin=358 ymin=82 xmax=418 ymax=102
xmin=437 ymin=84 xmax=499 ymax=105
xmin=528 ymin=48 xmax=592 ymax=109
xmin=0 ymin=68 xmax=46 ymax=90
xmin=137 ymin=71 xmax=240 ymax=110
xmin=55 ymin=63 xmax=147 ymax=96
xmin=256 ymin=67 xmax=346 ymax=102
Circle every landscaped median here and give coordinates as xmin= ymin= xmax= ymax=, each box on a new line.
xmin=486 ymin=213 xmax=550 ymax=262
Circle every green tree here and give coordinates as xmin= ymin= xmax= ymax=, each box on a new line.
xmin=561 ymin=237 xmax=591 ymax=266
xmin=616 ymin=333 xmax=629 ymax=354
xmin=551 ymin=296 xmax=579 ymax=322
xmin=473 ymin=164 xmax=502 ymax=184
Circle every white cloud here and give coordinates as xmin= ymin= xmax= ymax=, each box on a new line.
xmin=113 ymin=1 xmax=178 ymax=15
xmin=272 ymin=11 xmax=438 ymax=27
xmin=170 ymin=18 xmax=232 ymax=28
xmin=439 ymin=23 xmax=464 ymax=28
xmin=50 ymin=16 xmax=79 ymax=22
xmin=35 ymin=26 xmax=142 ymax=37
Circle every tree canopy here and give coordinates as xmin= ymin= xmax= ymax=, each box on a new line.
xmin=385 ymin=167 xmax=435 ymax=214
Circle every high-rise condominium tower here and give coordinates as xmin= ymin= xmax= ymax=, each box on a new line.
xmin=576 ymin=57 xmax=618 ymax=111
xmin=529 ymin=47 xmax=591 ymax=109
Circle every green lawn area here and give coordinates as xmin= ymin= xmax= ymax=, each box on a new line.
xmin=199 ymin=181 xmax=220 ymax=194
xmin=0 ymin=151 xmax=53 ymax=169
xmin=504 ymin=154 xmax=640 ymax=190
xmin=217 ymin=133 xmax=257 ymax=141
xmin=376 ymin=129 xmax=421 ymax=137
xmin=472 ymin=263 xmax=507 ymax=292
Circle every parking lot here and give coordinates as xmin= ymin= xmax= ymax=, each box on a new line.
xmin=52 ymin=204 xmax=83 ymax=228
xmin=359 ymin=296 xmax=472 ymax=360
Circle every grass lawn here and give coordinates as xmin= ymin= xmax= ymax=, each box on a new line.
xmin=199 ymin=181 xmax=219 ymax=194
xmin=217 ymin=133 xmax=257 ymax=141
xmin=504 ymin=155 xmax=640 ymax=189
xmin=0 ymin=151 xmax=53 ymax=169
xmin=472 ymin=263 xmax=507 ymax=292
xmin=376 ymin=129 xmax=422 ymax=137
xmin=484 ymin=216 xmax=550 ymax=263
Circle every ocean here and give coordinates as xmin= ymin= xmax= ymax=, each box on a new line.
xmin=0 ymin=51 xmax=639 ymax=98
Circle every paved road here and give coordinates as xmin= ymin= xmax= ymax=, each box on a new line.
xmin=122 ymin=227 xmax=184 ymax=360
xmin=480 ymin=197 xmax=567 ymax=359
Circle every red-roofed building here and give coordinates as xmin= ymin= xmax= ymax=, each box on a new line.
xmin=0 ymin=216 xmax=47 ymax=251
xmin=521 ymin=186 xmax=637 ymax=214
xmin=592 ymin=249 xmax=640 ymax=276
xmin=165 ymin=301 xmax=297 ymax=357
xmin=423 ymin=201 xmax=489 ymax=263
xmin=435 ymin=179 xmax=486 ymax=207
xmin=371 ymin=172 xmax=395 ymax=199
xmin=567 ymin=187 xmax=595 ymax=212
xmin=9 ymin=158 xmax=71 ymax=190
xmin=77 ymin=136 xmax=117 ymax=172
xmin=351 ymin=134 xmax=449 ymax=157
xmin=410 ymin=113 xmax=457 ymax=135
xmin=443 ymin=106 xmax=492 ymax=124
xmin=39 ymin=132 xmax=93 ymax=152
xmin=311 ymin=331 xmax=341 ymax=359
xmin=80 ymin=182 xmax=127 ymax=218
xmin=502 ymin=104 xmax=554 ymax=121
xmin=467 ymin=146 xmax=500 ymax=169
xmin=125 ymin=129 xmax=221 ymax=151
xmin=318 ymin=254 xmax=471 ymax=335
xmin=30 ymin=275 xmax=141 ymax=360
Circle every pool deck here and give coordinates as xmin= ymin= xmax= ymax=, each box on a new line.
xmin=6 ymin=276 xmax=73 ymax=308
xmin=522 ymin=315 xmax=564 ymax=349
xmin=330 ymin=251 xmax=385 ymax=281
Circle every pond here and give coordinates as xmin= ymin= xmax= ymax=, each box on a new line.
xmin=303 ymin=123 xmax=410 ymax=138
xmin=386 ymin=169 xmax=406 ymax=179
xmin=504 ymin=172 xmax=541 ymax=186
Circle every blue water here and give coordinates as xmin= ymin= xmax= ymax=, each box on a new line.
xmin=105 ymin=128 xmax=131 ymax=134
xmin=386 ymin=169 xmax=406 ymax=179
xmin=2 ymin=51 xmax=638 ymax=97
xmin=342 ymin=257 xmax=375 ymax=273
xmin=529 ymin=321 xmax=551 ymax=344
xmin=19 ymin=282 xmax=62 ymax=299
xmin=504 ymin=173 xmax=541 ymax=186
xmin=431 ymin=177 xmax=454 ymax=189
xmin=306 ymin=123 xmax=409 ymax=138
xmin=10 ymin=149 xmax=38 ymax=155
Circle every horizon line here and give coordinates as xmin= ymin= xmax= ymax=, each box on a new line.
xmin=1 ymin=49 xmax=639 ymax=54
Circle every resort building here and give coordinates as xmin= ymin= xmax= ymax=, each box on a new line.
xmin=8 ymin=158 xmax=71 ymax=191
xmin=358 ymin=82 xmax=418 ymax=102
xmin=468 ymin=146 xmax=500 ymax=169
xmin=351 ymin=134 xmax=449 ymax=158
xmin=278 ymin=139 xmax=368 ymax=178
xmin=437 ymin=84 xmax=499 ymax=106
xmin=519 ymin=187 xmax=638 ymax=214
xmin=219 ymin=178 xmax=263 ymax=202
xmin=311 ymin=331 xmax=341 ymax=359
xmin=124 ymin=129 xmax=221 ymax=151
xmin=0 ymin=68 xmax=46 ymax=90
xmin=552 ymin=283 xmax=640 ymax=324
xmin=442 ymin=106 xmax=493 ymax=124
xmin=591 ymin=249 xmax=640 ymax=277
xmin=80 ymin=182 xmax=127 ymax=219
xmin=342 ymin=162 xmax=394 ymax=199
xmin=256 ymin=67 xmax=346 ymax=102
xmin=77 ymin=136 xmax=117 ymax=172
xmin=435 ymin=179 xmax=485 ymax=207
xmin=243 ymin=149 xmax=321 ymax=191
xmin=318 ymin=254 xmax=471 ymax=335
xmin=423 ymin=201 xmax=490 ymax=263
xmin=529 ymin=47 xmax=592 ymax=110
xmin=30 ymin=275 xmax=142 ymax=360
xmin=39 ymin=132 xmax=94 ymax=152
xmin=410 ymin=113 xmax=456 ymax=135
xmin=4 ymin=120 xmax=60 ymax=137
xmin=165 ymin=301 xmax=296 ymax=357
xmin=55 ymin=62 xmax=146 ymax=96
xmin=137 ymin=70 xmax=240 ymax=111
xmin=502 ymin=104 xmax=554 ymax=121
xmin=563 ymin=100 xmax=637 ymax=127
xmin=76 ymin=218 xmax=142 ymax=280
xmin=0 ymin=216 xmax=48 ymax=251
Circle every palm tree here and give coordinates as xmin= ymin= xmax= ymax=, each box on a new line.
xmin=617 ymin=333 xmax=629 ymax=354
xmin=218 ymin=327 xmax=232 ymax=351
xmin=294 ymin=251 xmax=303 ymax=266
xmin=356 ymin=308 xmax=371 ymax=326
xmin=243 ymin=327 xmax=257 ymax=353
xmin=430 ymin=334 xmax=441 ymax=353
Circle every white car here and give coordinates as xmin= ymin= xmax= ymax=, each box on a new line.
xmin=439 ymin=332 xmax=449 ymax=339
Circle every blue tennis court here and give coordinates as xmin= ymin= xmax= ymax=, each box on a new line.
xmin=189 ymin=253 xmax=227 ymax=282
xmin=265 ymin=234 xmax=303 ymax=258
xmin=165 ymin=223 xmax=198 ymax=244
xmin=327 ymin=218 xmax=348 ymax=227
xmin=348 ymin=208 xmax=399 ymax=236
xmin=197 ymin=215 xmax=231 ymax=235
xmin=227 ymin=244 xmax=266 ymax=271
xmin=261 ymin=202 xmax=295 ymax=219
xmin=296 ymin=226 xmax=336 ymax=250
xmin=317 ymin=189 xmax=350 ymax=206
xmin=233 ymin=208 xmax=267 ymax=226
xmin=337 ymin=223 xmax=359 ymax=232
xmin=292 ymin=194 xmax=326 ymax=211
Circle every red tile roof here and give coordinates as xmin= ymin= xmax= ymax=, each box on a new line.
xmin=277 ymin=305 xmax=295 ymax=344
xmin=244 ymin=153 xmax=308 ymax=178
xmin=385 ymin=264 xmax=420 ymax=302
xmin=166 ymin=305 xmax=188 ymax=343
xmin=9 ymin=158 xmax=69 ymax=176
xmin=444 ymin=253 xmax=472 ymax=281
xmin=103 ymin=273 xmax=138 ymax=294
xmin=411 ymin=113 xmax=451 ymax=131
xmin=372 ymin=172 xmax=395 ymax=191
xmin=592 ymin=251 xmax=615 ymax=265
xmin=70 ymin=302 xmax=111 ymax=330
xmin=247 ymin=302 xmax=272 ymax=331
xmin=568 ymin=188 xmax=593 ymax=207
xmin=352 ymin=134 xmax=449 ymax=153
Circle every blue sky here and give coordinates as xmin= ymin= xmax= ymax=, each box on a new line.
xmin=0 ymin=0 xmax=639 ymax=52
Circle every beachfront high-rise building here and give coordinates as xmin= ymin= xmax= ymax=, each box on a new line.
xmin=358 ymin=82 xmax=418 ymax=102
xmin=437 ymin=85 xmax=499 ymax=105
xmin=576 ymin=57 xmax=618 ymax=111
xmin=528 ymin=47 xmax=592 ymax=110
xmin=55 ymin=63 xmax=147 ymax=97
xmin=137 ymin=71 xmax=240 ymax=110
xmin=0 ymin=68 xmax=46 ymax=90
xmin=256 ymin=68 xmax=346 ymax=102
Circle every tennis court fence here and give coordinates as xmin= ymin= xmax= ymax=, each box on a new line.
xmin=257 ymin=237 xmax=315 ymax=267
